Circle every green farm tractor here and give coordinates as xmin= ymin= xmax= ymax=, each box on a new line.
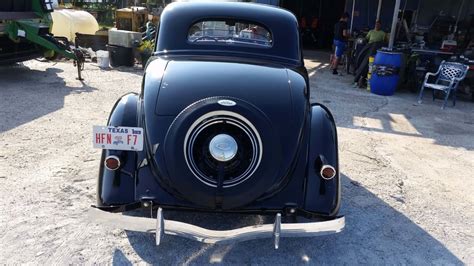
xmin=0 ymin=0 xmax=84 ymax=78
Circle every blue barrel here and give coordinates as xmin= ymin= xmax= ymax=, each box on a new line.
xmin=370 ymin=50 xmax=403 ymax=96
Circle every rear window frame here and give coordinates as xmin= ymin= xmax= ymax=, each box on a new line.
xmin=186 ymin=18 xmax=274 ymax=50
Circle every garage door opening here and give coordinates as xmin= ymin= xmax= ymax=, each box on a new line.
xmin=281 ymin=0 xmax=346 ymax=49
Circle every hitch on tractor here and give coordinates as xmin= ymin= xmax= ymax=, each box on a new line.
xmin=0 ymin=0 xmax=85 ymax=79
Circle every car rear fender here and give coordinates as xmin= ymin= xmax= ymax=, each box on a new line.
xmin=304 ymin=103 xmax=340 ymax=217
xmin=96 ymin=93 xmax=141 ymax=211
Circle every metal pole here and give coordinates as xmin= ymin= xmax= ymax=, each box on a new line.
xmin=454 ymin=0 xmax=465 ymax=33
xmin=397 ymin=0 xmax=408 ymax=38
xmin=413 ymin=0 xmax=422 ymax=28
xmin=376 ymin=0 xmax=382 ymax=21
xmin=388 ymin=0 xmax=401 ymax=50
xmin=350 ymin=0 xmax=356 ymax=33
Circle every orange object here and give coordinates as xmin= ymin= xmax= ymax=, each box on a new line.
xmin=311 ymin=17 xmax=318 ymax=30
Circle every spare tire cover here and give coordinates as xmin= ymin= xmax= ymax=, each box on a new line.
xmin=163 ymin=97 xmax=282 ymax=209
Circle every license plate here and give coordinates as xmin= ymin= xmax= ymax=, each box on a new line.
xmin=93 ymin=126 xmax=144 ymax=151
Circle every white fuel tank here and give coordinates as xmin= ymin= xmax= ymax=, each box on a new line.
xmin=51 ymin=9 xmax=99 ymax=42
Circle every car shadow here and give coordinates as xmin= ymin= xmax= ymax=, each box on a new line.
xmin=0 ymin=63 xmax=97 ymax=133
xmin=112 ymin=249 xmax=133 ymax=265
xmin=122 ymin=174 xmax=462 ymax=264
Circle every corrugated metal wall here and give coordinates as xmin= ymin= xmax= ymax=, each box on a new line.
xmin=345 ymin=0 xmax=419 ymax=30
xmin=345 ymin=0 xmax=474 ymax=31
xmin=416 ymin=0 xmax=474 ymax=26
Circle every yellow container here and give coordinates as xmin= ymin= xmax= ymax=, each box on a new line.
xmin=367 ymin=56 xmax=375 ymax=91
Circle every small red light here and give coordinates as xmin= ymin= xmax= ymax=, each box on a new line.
xmin=105 ymin=155 xmax=121 ymax=171
xmin=320 ymin=165 xmax=336 ymax=180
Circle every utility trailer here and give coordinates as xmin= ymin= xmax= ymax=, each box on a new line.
xmin=0 ymin=0 xmax=84 ymax=78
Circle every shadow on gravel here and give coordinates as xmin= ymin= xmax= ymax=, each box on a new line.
xmin=95 ymin=65 xmax=144 ymax=76
xmin=304 ymin=51 xmax=474 ymax=151
xmin=122 ymin=174 xmax=461 ymax=264
xmin=0 ymin=64 xmax=97 ymax=133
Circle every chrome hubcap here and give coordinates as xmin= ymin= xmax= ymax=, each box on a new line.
xmin=209 ymin=134 xmax=238 ymax=162
xmin=184 ymin=111 xmax=263 ymax=188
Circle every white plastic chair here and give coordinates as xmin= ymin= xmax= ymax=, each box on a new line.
xmin=417 ymin=61 xmax=468 ymax=109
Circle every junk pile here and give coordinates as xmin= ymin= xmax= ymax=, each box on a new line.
xmin=107 ymin=6 xmax=157 ymax=68
xmin=1 ymin=0 xmax=158 ymax=70
xmin=69 ymin=5 xmax=158 ymax=69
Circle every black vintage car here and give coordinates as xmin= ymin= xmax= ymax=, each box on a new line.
xmin=92 ymin=2 xmax=344 ymax=248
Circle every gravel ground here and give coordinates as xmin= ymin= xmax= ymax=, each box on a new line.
xmin=1 ymin=52 xmax=473 ymax=264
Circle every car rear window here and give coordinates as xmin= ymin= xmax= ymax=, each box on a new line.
xmin=188 ymin=20 xmax=272 ymax=48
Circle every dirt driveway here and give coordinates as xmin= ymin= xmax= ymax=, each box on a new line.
xmin=1 ymin=53 xmax=473 ymax=264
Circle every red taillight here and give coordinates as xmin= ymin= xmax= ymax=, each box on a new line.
xmin=104 ymin=155 xmax=121 ymax=171
xmin=320 ymin=165 xmax=336 ymax=180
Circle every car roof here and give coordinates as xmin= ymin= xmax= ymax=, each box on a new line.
xmin=156 ymin=2 xmax=301 ymax=64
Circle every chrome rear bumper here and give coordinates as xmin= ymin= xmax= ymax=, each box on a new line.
xmin=89 ymin=208 xmax=345 ymax=249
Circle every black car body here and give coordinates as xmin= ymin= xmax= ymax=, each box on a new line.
xmin=94 ymin=2 xmax=343 ymax=246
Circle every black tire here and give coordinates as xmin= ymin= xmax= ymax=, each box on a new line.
xmin=162 ymin=97 xmax=282 ymax=209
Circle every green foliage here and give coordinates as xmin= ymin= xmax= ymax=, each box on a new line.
xmin=138 ymin=40 xmax=155 ymax=54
